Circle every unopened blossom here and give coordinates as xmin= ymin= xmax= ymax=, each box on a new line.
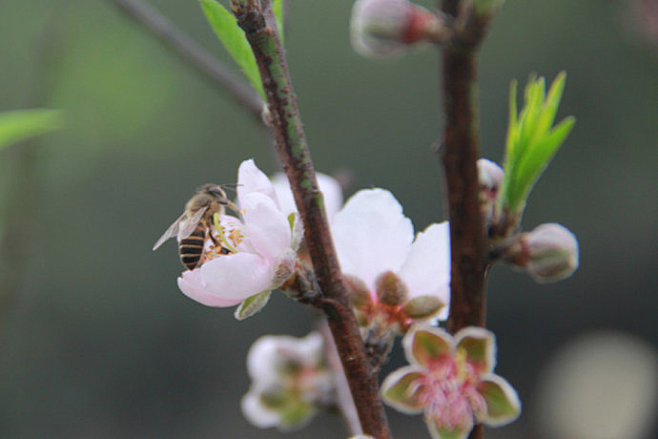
xmin=350 ymin=0 xmax=449 ymax=58
xmin=241 ymin=332 xmax=334 ymax=431
xmin=505 ymin=223 xmax=579 ymax=283
xmin=381 ymin=325 xmax=521 ymax=439
xmin=477 ymin=158 xmax=504 ymax=226
xmin=331 ymin=189 xmax=450 ymax=332
xmin=177 ymin=159 xmax=302 ymax=313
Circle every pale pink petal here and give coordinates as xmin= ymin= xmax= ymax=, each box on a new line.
xmin=398 ymin=222 xmax=451 ymax=320
xmin=237 ymin=159 xmax=279 ymax=209
xmin=271 ymin=173 xmax=296 ymax=215
xmin=247 ymin=333 xmax=324 ymax=383
xmin=241 ymin=390 xmax=281 ymax=428
xmin=195 ymin=252 xmax=272 ymax=301
xmin=247 ymin=335 xmax=283 ymax=384
xmin=332 ymin=189 xmax=413 ymax=289
xmin=242 ymin=192 xmax=292 ymax=261
xmin=272 ymin=172 xmax=343 ymax=221
xmin=177 ymin=270 xmax=244 ymax=307
xmin=317 ymin=173 xmax=343 ymax=221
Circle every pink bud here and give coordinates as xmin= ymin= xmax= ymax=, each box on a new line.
xmin=509 ymin=223 xmax=579 ymax=283
xmin=477 ymin=158 xmax=504 ymax=225
xmin=350 ymin=0 xmax=449 ymax=58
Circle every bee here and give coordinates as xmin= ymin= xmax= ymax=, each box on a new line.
xmin=153 ymin=184 xmax=238 ymax=270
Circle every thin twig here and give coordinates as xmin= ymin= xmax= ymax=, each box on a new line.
xmin=231 ymin=1 xmax=391 ymax=437
xmin=438 ymin=1 xmax=496 ymax=438
xmin=106 ymin=0 xmax=264 ymax=120
xmin=320 ymin=320 xmax=363 ymax=437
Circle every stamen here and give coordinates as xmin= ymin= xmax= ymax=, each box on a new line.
xmin=213 ymin=213 xmax=239 ymax=253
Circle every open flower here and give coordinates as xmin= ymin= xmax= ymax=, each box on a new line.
xmin=241 ymin=332 xmax=334 ymax=431
xmin=177 ymin=159 xmax=302 ymax=318
xmin=271 ymin=172 xmax=343 ymax=222
xmin=381 ymin=325 xmax=521 ymax=439
xmin=331 ymin=189 xmax=450 ymax=332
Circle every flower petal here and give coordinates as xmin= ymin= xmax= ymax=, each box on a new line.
xmin=242 ymin=192 xmax=292 ymax=261
xmin=241 ymin=390 xmax=281 ymax=428
xmin=477 ymin=373 xmax=521 ymax=426
xmin=404 ymin=325 xmax=453 ymax=367
xmin=455 ymin=327 xmax=496 ymax=374
xmin=332 ymin=189 xmax=413 ymax=289
xmin=247 ymin=336 xmax=279 ymax=383
xmin=398 ymin=222 xmax=451 ymax=320
xmin=237 ymin=159 xmax=279 ymax=208
xmin=188 ymin=252 xmax=273 ymax=302
xmin=426 ymin=419 xmax=472 ymax=439
xmin=272 ymin=172 xmax=343 ymax=221
xmin=380 ymin=365 xmax=426 ymax=414
xmin=317 ymin=173 xmax=344 ymax=221
xmin=177 ymin=270 xmax=244 ymax=308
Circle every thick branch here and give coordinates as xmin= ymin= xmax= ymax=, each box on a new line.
xmin=106 ymin=0 xmax=264 ymax=119
xmin=438 ymin=2 xmax=496 ymax=438
xmin=231 ymin=1 xmax=391 ymax=437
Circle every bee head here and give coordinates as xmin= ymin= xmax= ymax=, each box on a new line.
xmin=197 ymin=184 xmax=227 ymax=204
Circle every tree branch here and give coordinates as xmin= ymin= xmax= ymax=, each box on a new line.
xmin=230 ymin=1 xmax=391 ymax=437
xmin=438 ymin=2 xmax=496 ymax=438
xmin=106 ymin=0 xmax=264 ymax=120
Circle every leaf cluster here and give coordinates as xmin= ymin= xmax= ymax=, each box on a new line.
xmin=499 ymin=72 xmax=575 ymax=214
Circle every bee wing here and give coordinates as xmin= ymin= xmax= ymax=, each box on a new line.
xmin=177 ymin=206 xmax=208 ymax=240
xmin=152 ymin=212 xmax=187 ymax=251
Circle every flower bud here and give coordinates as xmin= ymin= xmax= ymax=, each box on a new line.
xmin=343 ymin=274 xmax=373 ymax=308
xmin=478 ymin=158 xmax=504 ymax=226
xmin=350 ymin=0 xmax=449 ymax=58
xmin=478 ymin=158 xmax=505 ymax=195
xmin=402 ymin=295 xmax=445 ymax=319
xmin=508 ymin=223 xmax=579 ymax=283
xmin=375 ymin=271 xmax=408 ymax=306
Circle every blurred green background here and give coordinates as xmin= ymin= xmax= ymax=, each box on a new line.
xmin=0 ymin=0 xmax=656 ymax=438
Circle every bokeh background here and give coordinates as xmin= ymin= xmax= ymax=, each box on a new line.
xmin=0 ymin=0 xmax=656 ymax=438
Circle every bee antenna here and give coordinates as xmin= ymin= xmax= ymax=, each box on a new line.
xmin=220 ymin=183 xmax=241 ymax=192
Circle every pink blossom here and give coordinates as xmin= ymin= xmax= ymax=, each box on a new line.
xmin=177 ymin=159 xmax=302 ymax=313
xmin=331 ymin=189 xmax=450 ymax=330
xmin=381 ymin=325 xmax=521 ymax=439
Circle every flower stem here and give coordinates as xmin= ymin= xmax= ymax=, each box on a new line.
xmin=438 ymin=1 xmax=497 ymax=438
xmin=231 ymin=1 xmax=391 ymax=437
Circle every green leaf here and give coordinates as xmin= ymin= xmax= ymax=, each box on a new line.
xmin=273 ymin=0 xmax=284 ymax=45
xmin=200 ymin=0 xmax=265 ymax=99
xmin=234 ymin=290 xmax=271 ymax=320
xmin=500 ymin=73 xmax=575 ymax=212
xmin=0 ymin=109 xmax=64 ymax=150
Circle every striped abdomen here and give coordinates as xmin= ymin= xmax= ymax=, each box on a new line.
xmin=179 ymin=223 xmax=206 ymax=270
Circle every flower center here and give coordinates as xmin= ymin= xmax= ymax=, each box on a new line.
xmin=416 ymin=353 xmax=487 ymax=431
xmin=200 ymin=213 xmax=245 ymax=264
